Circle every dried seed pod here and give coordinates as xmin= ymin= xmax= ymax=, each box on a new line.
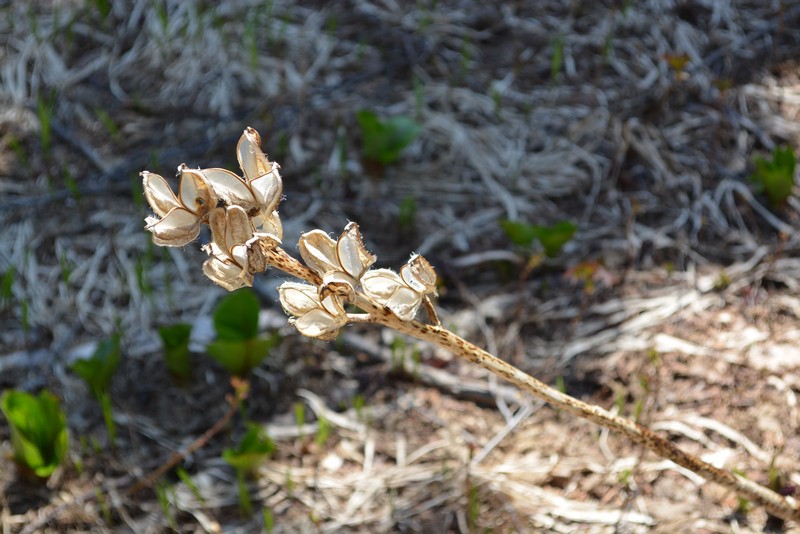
xmin=298 ymin=222 xmax=376 ymax=302
xmin=142 ymin=166 xmax=214 ymax=247
xmin=278 ymin=282 xmax=348 ymax=340
xmin=361 ymin=254 xmax=437 ymax=321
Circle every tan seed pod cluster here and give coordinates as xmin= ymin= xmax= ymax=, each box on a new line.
xmin=142 ymin=128 xmax=283 ymax=290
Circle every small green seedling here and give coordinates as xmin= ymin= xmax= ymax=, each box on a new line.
xmin=555 ymin=376 xmax=566 ymax=394
xmin=356 ymin=110 xmax=421 ymax=167
xmin=70 ymin=335 xmax=121 ymax=400
xmin=294 ymin=401 xmax=306 ymax=437
xmin=732 ymin=467 xmax=753 ymax=514
xmin=59 ymin=253 xmax=74 ymax=286
xmin=501 ymin=219 xmax=577 ymax=257
xmin=70 ymin=334 xmax=121 ymax=445
xmin=94 ymin=108 xmax=120 ymax=141
xmin=353 ymin=394 xmax=366 ymax=423
xmin=90 ymin=0 xmax=112 ymax=18
xmin=176 ymin=466 xmax=205 ymax=504
xmin=158 ymin=323 xmax=193 ymax=383
xmin=94 ymin=487 xmax=113 ymax=526
xmin=131 ymin=170 xmax=145 ymax=209
xmin=550 ymin=34 xmax=564 ymax=83
xmin=315 ymin=415 xmax=331 ymax=447
xmin=222 ymin=423 xmax=276 ymax=475
xmin=206 ymin=289 xmax=280 ymax=377
xmin=222 ymin=423 xmax=276 ymax=516
xmin=263 ymin=508 xmax=275 ymax=533
xmin=61 ymin=167 xmax=81 ymax=201
xmin=155 ymin=481 xmax=178 ymax=530
xmin=1 ymin=389 xmax=68 ymax=478
xmin=390 ymin=336 xmax=407 ymax=371
xmin=36 ymin=93 xmax=54 ymax=158
xmin=750 ymin=146 xmax=796 ymax=207
xmin=467 ymin=482 xmax=480 ymax=530
xmin=0 ymin=266 xmax=14 ymax=306
xmin=398 ymin=196 xmax=417 ymax=232
xmin=618 ymin=467 xmax=634 ymax=488
xmin=7 ymin=135 xmax=29 ymax=168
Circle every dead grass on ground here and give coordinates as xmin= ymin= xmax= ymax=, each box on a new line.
xmin=1 ymin=1 xmax=800 ymax=532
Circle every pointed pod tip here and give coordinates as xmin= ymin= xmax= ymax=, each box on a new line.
xmin=244 ymin=127 xmax=262 ymax=146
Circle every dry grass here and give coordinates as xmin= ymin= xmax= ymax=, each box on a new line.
xmin=2 ymin=0 xmax=800 ymax=532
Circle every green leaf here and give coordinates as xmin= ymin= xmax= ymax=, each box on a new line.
xmin=99 ymin=391 xmax=116 ymax=445
xmin=0 ymin=266 xmax=14 ymax=304
xmin=222 ymin=423 xmax=276 ymax=474
xmin=1 ymin=389 xmax=68 ymax=478
xmin=315 ymin=415 xmax=331 ymax=447
xmin=213 ymin=289 xmax=260 ymax=341
xmin=158 ymin=323 xmax=192 ymax=380
xmin=537 ymin=220 xmax=578 ymax=257
xmin=96 ymin=0 xmax=112 ymax=17
xmin=750 ymin=146 xmax=796 ymax=207
xmin=398 ymin=195 xmax=417 ymax=230
xmin=206 ymin=334 xmax=280 ymax=377
xmin=207 ymin=339 xmax=247 ymax=376
xmin=500 ymin=220 xmax=540 ymax=247
xmin=774 ymin=146 xmax=796 ymax=170
xmin=356 ymin=109 xmax=380 ymax=136
xmin=550 ymin=34 xmax=564 ymax=83
xmin=70 ymin=334 xmax=121 ymax=400
xmin=500 ymin=220 xmax=577 ymax=257
xmin=357 ymin=110 xmax=421 ymax=166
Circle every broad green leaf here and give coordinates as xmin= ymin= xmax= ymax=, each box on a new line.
xmin=774 ymin=146 xmax=796 ymax=170
xmin=378 ymin=116 xmax=421 ymax=164
xmin=501 ymin=220 xmax=577 ymax=257
xmin=357 ymin=110 xmax=421 ymax=166
xmin=213 ymin=289 xmax=260 ymax=341
xmin=207 ymin=334 xmax=280 ymax=377
xmin=1 ymin=389 xmax=68 ymax=478
xmin=537 ymin=220 xmax=578 ymax=257
xmin=222 ymin=423 xmax=275 ymax=474
xmin=356 ymin=110 xmax=381 ymax=137
xmin=500 ymin=220 xmax=540 ymax=247
xmin=207 ymin=339 xmax=248 ymax=376
xmin=750 ymin=146 xmax=796 ymax=207
xmin=158 ymin=323 xmax=192 ymax=380
xmin=764 ymin=170 xmax=793 ymax=207
xmin=70 ymin=334 xmax=121 ymax=399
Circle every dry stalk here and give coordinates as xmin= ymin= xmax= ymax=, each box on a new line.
xmin=264 ymin=245 xmax=800 ymax=524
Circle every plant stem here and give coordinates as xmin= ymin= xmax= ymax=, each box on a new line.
xmin=264 ymin=245 xmax=800 ymax=523
xmin=236 ymin=469 xmax=254 ymax=517
xmin=99 ymin=392 xmax=116 ymax=448
xmin=388 ymin=318 xmax=800 ymax=522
